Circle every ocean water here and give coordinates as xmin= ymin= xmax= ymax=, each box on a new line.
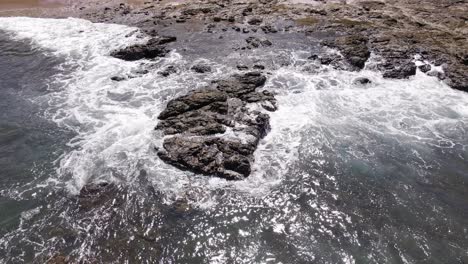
xmin=0 ymin=17 xmax=467 ymax=263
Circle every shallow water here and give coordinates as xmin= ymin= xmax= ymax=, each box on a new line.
xmin=0 ymin=17 xmax=467 ymax=263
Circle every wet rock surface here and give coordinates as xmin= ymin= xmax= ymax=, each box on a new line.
xmin=156 ymin=72 xmax=276 ymax=180
xmin=110 ymin=36 xmax=175 ymax=61
xmin=323 ymin=35 xmax=370 ymax=70
xmin=30 ymin=0 xmax=465 ymax=92
xmin=80 ymin=0 xmax=466 ymax=181
xmin=18 ymin=0 xmax=466 ymax=181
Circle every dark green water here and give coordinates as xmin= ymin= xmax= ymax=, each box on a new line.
xmin=0 ymin=31 xmax=72 ymax=235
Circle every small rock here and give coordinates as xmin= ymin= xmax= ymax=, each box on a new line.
xmin=158 ymin=66 xmax=177 ymax=77
xmin=246 ymin=37 xmax=272 ymax=49
xmin=353 ymin=77 xmax=372 ymax=85
xmin=237 ymin=65 xmax=249 ymax=70
xmin=191 ymin=64 xmax=212 ymax=73
xmin=418 ymin=64 xmax=431 ymax=73
xmin=261 ymin=25 xmax=278 ymax=33
xmin=248 ymin=17 xmax=263 ymax=25
xmin=308 ymin=54 xmax=319 ymax=60
xmin=110 ymin=76 xmax=126 ymax=82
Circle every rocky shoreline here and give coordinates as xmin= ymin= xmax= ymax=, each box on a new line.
xmin=81 ymin=0 xmax=466 ymax=91
xmin=3 ymin=0 xmax=467 ymax=180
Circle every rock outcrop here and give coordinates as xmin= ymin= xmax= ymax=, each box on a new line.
xmin=110 ymin=36 xmax=176 ymax=61
xmin=156 ymin=72 xmax=276 ymax=180
xmin=323 ymin=35 xmax=370 ymax=70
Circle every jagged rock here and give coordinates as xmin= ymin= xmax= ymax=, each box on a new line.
xmin=444 ymin=64 xmax=468 ymax=92
xmin=215 ymin=72 xmax=267 ymax=96
xmin=158 ymin=88 xmax=227 ymax=119
xmin=110 ymin=36 xmax=176 ymax=61
xmin=381 ymin=63 xmax=417 ymax=79
xmin=324 ymin=35 xmax=370 ymax=70
xmin=156 ymin=72 xmax=276 ymax=180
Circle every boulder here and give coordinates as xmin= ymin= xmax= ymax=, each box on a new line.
xmin=155 ymin=72 xmax=276 ymax=180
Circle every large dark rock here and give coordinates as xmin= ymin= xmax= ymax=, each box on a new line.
xmin=110 ymin=36 xmax=176 ymax=61
xmin=156 ymin=72 xmax=276 ymax=180
xmin=382 ymin=63 xmax=417 ymax=79
xmin=324 ymin=35 xmax=370 ymax=70
xmin=444 ymin=63 xmax=468 ymax=92
xmin=158 ymin=88 xmax=228 ymax=119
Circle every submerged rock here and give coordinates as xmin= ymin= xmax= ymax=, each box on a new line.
xmin=353 ymin=77 xmax=372 ymax=85
xmin=191 ymin=64 xmax=212 ymax=73
xmin=158 ymin=65 xmax=177 ymax=77
xmin=78 ymin=182 xmax=119 ymax=210
xmin=156 ymin=72 xmax=276 ymax=180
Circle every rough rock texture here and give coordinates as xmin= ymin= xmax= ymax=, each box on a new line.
xmin=17 ymin=0 xmax=466 ymax=183
xmin=18 ymin=0 xmax=465 ymax=92
xmin=156 ymin=72 xmax=276 ymax=180
xmin=323 ymin=35 xmax=370 ymax=70
xmin=110 ymin=36 xmax=175 ymax=61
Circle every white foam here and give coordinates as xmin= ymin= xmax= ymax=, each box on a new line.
xmin=1 ymin=17 xmax=467 ymax=206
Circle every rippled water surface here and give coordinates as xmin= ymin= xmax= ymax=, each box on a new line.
xmin=0 ymin=17 xmax=467 ymax=263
